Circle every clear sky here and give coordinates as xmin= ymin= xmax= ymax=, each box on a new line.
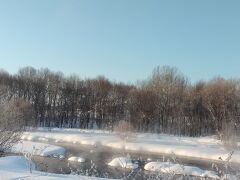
xmin=0 ymin=0 xmax=240 ymax=83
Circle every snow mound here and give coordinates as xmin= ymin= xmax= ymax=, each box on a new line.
xmin=68 ymin=156 xmax=86 ymax=163
xmin=144 ymin=162 xmax=219 ymax=179
xmin=40 ymin=146 xmax=65 ymax=157
xmin=11 ymin=141 xmax=65 ymax=157
xmin=108 ymin=157 xmax=138 ymax=169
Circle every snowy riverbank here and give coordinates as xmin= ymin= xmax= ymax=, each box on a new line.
xmin=0 ymin=156 xmax=118 ymax=180
xmin=21 ymin=128 xmax=240 ymax=163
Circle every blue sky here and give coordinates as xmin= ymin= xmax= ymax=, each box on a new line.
xmin=0 ymin=0 xmax=240 ymax=83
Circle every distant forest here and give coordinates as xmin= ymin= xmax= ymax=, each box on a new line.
xmin=0 ymin=66 xmax=239 ymax=137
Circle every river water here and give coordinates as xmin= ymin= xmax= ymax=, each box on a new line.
xmin=28 ymin=141 xmax=239 ymax=180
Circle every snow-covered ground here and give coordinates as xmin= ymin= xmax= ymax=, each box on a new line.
xmin=21 ymin=128 xmax=240 ymax=163
xmin=0 ymin=156 xmax=118 ymax=180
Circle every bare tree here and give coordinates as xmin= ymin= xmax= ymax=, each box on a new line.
xmin=1 ymin=65 xmax=240 ymax=139
xmin=0 ymin=86 xmax=33 ymax=155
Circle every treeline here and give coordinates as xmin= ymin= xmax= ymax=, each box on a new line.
xmin=0 ymin=66 xmax=239 ymax=137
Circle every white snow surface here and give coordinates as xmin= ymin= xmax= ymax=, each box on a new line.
xmin=68 ymin=156 xmax=86 ymax=163
xmin=108 ymin=157 xmax=138 ymax=169
xmin=21 ymin=128 xmax=240 ymax=163
xmin=144 ymin=161 xmax=219 ymax=179
xmin=11 ymin=140 xmax=65 ymax=157
xmin=0 ymin=156 xmax=118 ymax=180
